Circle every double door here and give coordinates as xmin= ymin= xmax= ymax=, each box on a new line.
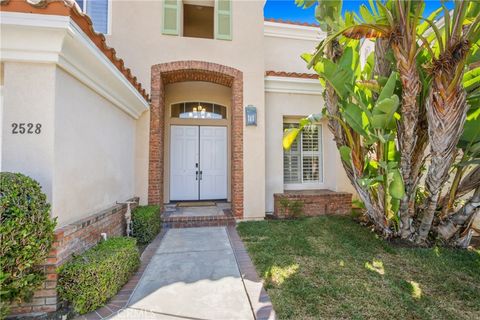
xmin=170 ymin=125 xmax=227 ymax=201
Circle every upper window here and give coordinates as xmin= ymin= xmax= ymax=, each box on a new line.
xmin=183 ymin=4 xmax=214 ymax=39
xmin=283 ymin=122 xmax=323 ymax=185
xmin=76 ymin=0 xmax=110 ymax=34
xmin=171 ymin=102 xmax=227 ymax=119
xmin=162 ymin=0 xmax=232 ymax=40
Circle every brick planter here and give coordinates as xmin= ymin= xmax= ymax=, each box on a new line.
xmin=8 ymin=198 xmax=139 ymax=317
xmin=273 ymin=190 xmax=352 ymax=218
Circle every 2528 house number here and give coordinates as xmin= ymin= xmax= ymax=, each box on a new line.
xmin=11 ymin=123 xmax=42 ymax=134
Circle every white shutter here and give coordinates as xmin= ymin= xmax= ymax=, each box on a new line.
xmin=283 ymin=123 xmax=301 ymax=184
xmin=301 ymin=125 xmax=322 ymax=183
xmin=283 ymin=123 xmax=323 ymax=185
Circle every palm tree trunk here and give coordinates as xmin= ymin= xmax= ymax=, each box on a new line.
xmin=391 ymin=45 xmax=422 ymax=239
xmin=373 ymin=39 xmax=391 ymax=78
xmin=400 ymin=104 xmax=429 ymax=238
xmin=455 ymin=165 xmax=480 ymax=198
xmin=417 ymin=82 xmax=468 ymax=243
xmin=436 ymin=186 xmax=480 ymax=240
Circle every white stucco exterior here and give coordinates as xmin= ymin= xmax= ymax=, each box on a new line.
xmin=1 ymin=0 xmax=355 ymax=226
xmin=0 ymin=12 xmax=149 ymax=227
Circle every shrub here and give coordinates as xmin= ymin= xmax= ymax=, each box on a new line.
xmin=279 ymin=199 xmax=304 ymax=219
xmin=0 ymin=172 xmax=56 ymax=316
xmin=132 ymin=205 xmax=161 ymax=245
xmin=57 ymin=237 xmax=140 ymax=314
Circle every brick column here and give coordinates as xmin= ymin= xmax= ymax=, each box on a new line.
xmin=148 ymin=61 xmax=244 ymax=219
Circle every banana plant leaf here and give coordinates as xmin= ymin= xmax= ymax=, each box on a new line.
xmin=339 ymin=145 xmax=353 ymax=167
xmin=283 ymin=128 xmax=301 ymax=150
xmin=343 ymin=103 xmax=368 ymax=136
xmin=389 ymin=169 xmax=405 ymax=200
xmin=370 ymin=95 xmax=400 ymax=129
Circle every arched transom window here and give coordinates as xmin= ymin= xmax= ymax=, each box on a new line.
xmin=171 ymin=102 xmax=227 ymax=119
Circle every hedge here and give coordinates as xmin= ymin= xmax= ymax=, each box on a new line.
xmin=132 ymin=205 xmax=161 ymax=245
xmin=0 ymin=172 xmax=56 ymax=317
xmin=57 ymin=237 xmax=140 ymax=314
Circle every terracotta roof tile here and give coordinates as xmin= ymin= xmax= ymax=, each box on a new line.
xmin=265 ymin=71 xmax=318 ymax=79
xmin=1 ymin=0 xmax=149 ymax=101
xmin=264 ymin=17 xmax=319 ymax=28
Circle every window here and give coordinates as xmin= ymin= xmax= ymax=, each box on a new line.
xmin=183 ymin=4 xmax=214 ymax=39
xmin=76 ymin=0 xmax=110 ymax=34
xmin=171 ymin=102 xmax=227 ymax=119
xmin=162 ymin=0 xmax=231 ymax=40
xmin=283 ymin=122 xmax=323 ymax=185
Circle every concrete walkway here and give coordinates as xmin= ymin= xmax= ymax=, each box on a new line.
xmin=110 ymin=227 xmax=255 ymax=320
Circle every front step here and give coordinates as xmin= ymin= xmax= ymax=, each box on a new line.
xmin=162 ymin=206 xmax=236 ymax=228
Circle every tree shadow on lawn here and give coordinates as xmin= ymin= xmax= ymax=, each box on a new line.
xmin=237 ymin=216 xmax=480 ymax=320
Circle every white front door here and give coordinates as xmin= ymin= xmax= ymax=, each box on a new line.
xmin=200 ymin=126 xmax=227 ymax=200
xmin=170 ymin=126 xmax=199 ymax=201
xmin=170 ymin=125 xmax=227 ymax=201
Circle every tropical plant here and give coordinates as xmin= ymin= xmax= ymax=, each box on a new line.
xmin=285 ymin=0 xmax=480 ymax=246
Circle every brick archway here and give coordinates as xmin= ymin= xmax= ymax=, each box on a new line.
xmin=148 ymin=61 xmax=244 ymax=219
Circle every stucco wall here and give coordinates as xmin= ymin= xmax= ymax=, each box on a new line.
xmin=264 ymin=35 xmax=319 ymax=73
xmin=1 ymin=62 xmax=56 ymax=200
xmin=0 ymin=62 xmax=140 ymax=227
xmin=53 ymin=68 xmax=137 ymax=227
xmin=265 ymin=91 xmax=355 ymax=212
xmin=107 ymin=0 xmax=266 ymax=218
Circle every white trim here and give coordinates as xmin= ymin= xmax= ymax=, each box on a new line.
xmin=265 ymin=76 xmax=323 ymax=95
xmin=264 ymin=21 xmax=325 ymax=41
xmin=0 ymin=12 xmax=148 ymax=119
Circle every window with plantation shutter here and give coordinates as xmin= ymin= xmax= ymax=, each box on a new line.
xmin=163 ymin=0 xmax=180 ymax=35
xmin=215 ymin=0 xmax=232 ymax=40
xmin=283 ymin=123 xmax=323 ymax=186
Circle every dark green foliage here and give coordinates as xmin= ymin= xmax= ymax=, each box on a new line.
xmin=0 ymin=172 xmax=56 ymax=316
xmin=57 ymin=237 xmax=140 ymax=314
xmin=132 ymin=205 xmax=161 ymax=244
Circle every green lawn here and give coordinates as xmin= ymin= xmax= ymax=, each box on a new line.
xmin=237 ymin=216 xmax=480 ymax=320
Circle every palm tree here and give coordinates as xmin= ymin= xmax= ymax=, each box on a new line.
xmin=287 ymin=0 xmax=480 ymax=246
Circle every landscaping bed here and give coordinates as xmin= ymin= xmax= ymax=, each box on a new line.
xmin=237 ymin=216 xmax=480 ymax=319
xmin=58 ymin=237 xmax=140 ymax=314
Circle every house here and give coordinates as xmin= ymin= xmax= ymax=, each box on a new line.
xmin=0 ymin=0 xmax=353 ymax=315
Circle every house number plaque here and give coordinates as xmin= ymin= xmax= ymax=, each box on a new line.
xmin=11 ymin=123 xmax=42 ymax=134
xmin=245 ymin=105 xmax=257 ymax=126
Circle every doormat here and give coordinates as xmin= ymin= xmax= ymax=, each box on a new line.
xmin=176 ymin=201 xmax=216 ymax=207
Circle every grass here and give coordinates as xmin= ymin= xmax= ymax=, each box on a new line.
xmin=237 ymin=216 xmax=480 ymax=320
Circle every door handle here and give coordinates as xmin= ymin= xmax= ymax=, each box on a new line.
xmin=196 ymin=171 xmax=199 ymax=180
xmin=199 ymin=171 xmax=203 ymax=180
